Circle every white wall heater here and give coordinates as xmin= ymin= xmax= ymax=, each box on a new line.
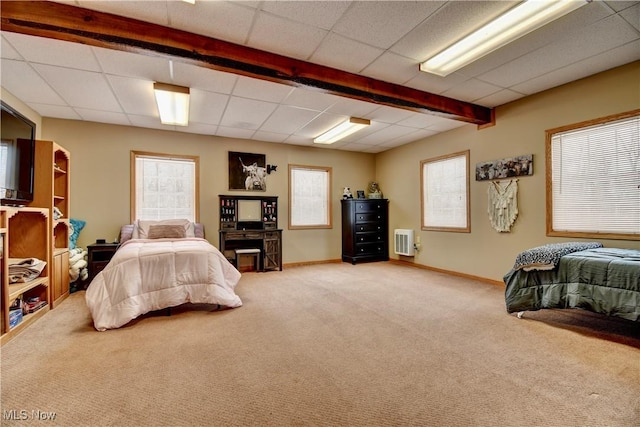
xmin=394 ymin=229 xmax=415 ymax=256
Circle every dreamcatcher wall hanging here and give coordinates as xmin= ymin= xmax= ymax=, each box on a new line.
xmin=487 ymin=179 xmax=519 ymax=232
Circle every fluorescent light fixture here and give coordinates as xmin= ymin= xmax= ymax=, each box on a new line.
xmin=153 ymin=82 xmax=190 ymax=126
xmin=420 ymin=0 xmax=588 ymax=77
xmin=314 ymin=117 xmax=371 ymax=144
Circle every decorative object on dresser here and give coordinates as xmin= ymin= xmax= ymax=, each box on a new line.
xmin=219 ymin=195 xmax=282 ymax=271
xmin=341 ymin=199 xmax=389 ymax=264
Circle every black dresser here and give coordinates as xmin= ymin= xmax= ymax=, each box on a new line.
xmin=341 ymin=199 xmax=389 ymax=264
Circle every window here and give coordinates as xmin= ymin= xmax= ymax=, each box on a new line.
xmin=421 ymin=150 xmax=470 ymax=232
xmin=289 ymin=164 xmax=332 ymax=229
xmin=547 ymin=110 xmax=639 ymax=240
xmin=131 ymin=151 xmax=199 ymax=222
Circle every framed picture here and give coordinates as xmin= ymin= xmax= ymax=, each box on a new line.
xmin=475 ymin=154 xmax=533 ymax=181
xmin=357 ymin=190 xmax=365 ymax=199
xmin=229 ymin=151 xmax=267 ymax=191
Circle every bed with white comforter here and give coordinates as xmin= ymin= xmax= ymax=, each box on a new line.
xmin=85 ymin=238 xmax=242 ymax=331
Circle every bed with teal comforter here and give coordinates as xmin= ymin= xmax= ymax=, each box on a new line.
xmin=504 ymin=244 xmax=640 ymax=322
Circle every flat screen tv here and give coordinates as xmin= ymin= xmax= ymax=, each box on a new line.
xmin=0 ymin=100 xmax=36 ymax=206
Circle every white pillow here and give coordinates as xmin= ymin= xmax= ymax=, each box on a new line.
xmin=132 ymin=219 xmax=195 ymax=239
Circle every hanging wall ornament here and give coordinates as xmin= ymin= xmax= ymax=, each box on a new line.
xmin=488 ymin=179 xmax=518 ymax=232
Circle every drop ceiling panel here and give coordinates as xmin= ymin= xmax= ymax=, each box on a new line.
xmin=31 ymin=103 xmax=81 ymax=121
xmin=33 ymin=64 xmax=121 ymax=112
xmin=75 ymin=108 xmax=130 ymax=126
xmin=259 ymin=105 xmax=320 ymax=134
xmin=1 ymin=59 xmax=66 ymax=105
xmin=310 ymin=33 xmax=384 ymax=74
xmin=76 ymin=0 xmax=171 ymax=26
xmin=168 ymin=1 xmax=256 ymax=44
xmin=107 ymin=76 xmax=156 ymax=116
xmin=189 ymin=90 xmax=230 ymax=126
xmin=220 ymin=97 xmax=278 ymax=130
xmin=232 ymin=76 xmax=294 ymax=103
xmin=173 ymin=62 xmax=238 ymax=95
xmin=249 ymin=12 xmax=328 ymax=60
xmin=3 ymin=32 xmax=101 ymax=72
xmin=332 ymin=1 xmax=440 ymax=50
xmin=94 ymin=48 xmax=173 ymax=82
xmin=260 ymin=1 xmax=350 ymax=30
xmin=360 ymin=51 xmax=422 ymax=86
xmin=282 ymin=88 xmax=340 ymax=112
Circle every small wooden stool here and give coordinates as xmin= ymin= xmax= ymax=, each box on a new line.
xmin=235 ymin=248 xmax=261 ymax=272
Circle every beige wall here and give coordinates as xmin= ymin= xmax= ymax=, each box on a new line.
xmin=376 ymin=61 xmax=640 ymax=281
xmin=4 ymin=61 xmax=639 ymax=280
xmin=39 ymin=120 xmax=376 ymax=263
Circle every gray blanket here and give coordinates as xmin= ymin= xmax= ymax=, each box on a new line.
xmin=504 ymin=247 xmax=640 ymax=322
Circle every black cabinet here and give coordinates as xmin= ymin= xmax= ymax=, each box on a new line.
xmin=341 ymin=199 xmax=388 ymax=264
xmin=87 ymin=243 xmax=119 ymax=282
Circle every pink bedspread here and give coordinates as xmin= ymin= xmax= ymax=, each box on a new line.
xmin=85 ymin=238 xmax=242 ymax=331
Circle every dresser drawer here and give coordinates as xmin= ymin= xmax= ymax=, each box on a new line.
xmin=356 ymin=223 xmax=384 ymax=232
xmin=355 ymin=242 xmax=386 ymax=254
xmin=355 ymin=212 xmax=385 ymax=223
xmin=355 ymin=201 xmax=386 ymax=213
xmin=355 ymin=232 xmax=385 ymax=243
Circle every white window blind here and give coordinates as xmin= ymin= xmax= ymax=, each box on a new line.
xmin=550 ymin=115 xmax=639 ymax=236
xmin=422 ymin=151 xmax=469 ymax=231
xmin=134 ymin=154 xmax=196 ymax=222
xmin=289 ymin=165 xmax=331 ymax=229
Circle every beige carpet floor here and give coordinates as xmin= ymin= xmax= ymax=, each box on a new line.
xmin=1 ymin=262 xmax=639 ymax=426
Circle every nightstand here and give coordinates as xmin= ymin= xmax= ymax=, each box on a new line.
xmin=87 ymin=242 xmax=119 ymax=282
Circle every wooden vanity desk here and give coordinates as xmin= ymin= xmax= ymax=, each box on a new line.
xmin=218 ymin=195 xmax=282 ymax=271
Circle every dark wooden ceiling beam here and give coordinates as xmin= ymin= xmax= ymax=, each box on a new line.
xmin=1 ymin=1 xmax=494 ymax=126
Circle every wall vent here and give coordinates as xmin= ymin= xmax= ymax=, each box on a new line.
xmin=394 ymin=229 xmax=415 ymax=256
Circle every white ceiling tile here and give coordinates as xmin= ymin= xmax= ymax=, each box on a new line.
xmin=33 ymin=64 xmax=122 ymax=112
xmin=216 ymin=126 xmax=255 ymax=140
xmin=295 ymin=112 xmax=346 ymax=139
xmin=367 ymin=106 xmax=415 ymax=124
xmin=403 ymin=71 xmax=467 ymax=96
xmin=168 ymin=1 xmax=256 ymax=44
xmin=128 ymin=114 xmax=171 ymax=131
xmin=361 ymin=52 xmax=421 ymax=85
xmin=480 ymin=14 xmax=640 ymax=88
xmin=249 ymin=12 xmax=327 ymax=60
xmin=173 ymin=62 xmax=237 ymax=95
xmin=75 ymin=108 xmax=130 ymax=126
xmin=396 ymin=113 xmax=444 ymax=129
xmin=1 ymin=59 xmax=66 ymax=105
xmin=220 ymin=97 xmax=277 ymax=130
xmin=261 ymin=1 xmax=350 ymax=30
xmin=29 ymin=103 xmax=82 ymax=121
xmin=2 ymin=32 xmax=101 ymax=72
xmin=511 ymin=40 xmax=640 ymax=96
xmin=282 ymin=88 xmax=339 ymax=112
xmin=107 ymin=75 xmax=156 ymax=116
xmin=310 ymin=33 xmax=384 ymax=74
xmin=189 ymin=90 xmax=230 ymax=126
xmin=325 ymin=97 xmax=379 ymax=118
xmin=442 ymin=79 xmax=502 ymax=103
xmin=94 ymin=47 xmax=172 ymax=82
xmin=260 ymin=105 xmax=320 ymax=134
xmin=252 ymin=131 xmax=289 ymax=143
xmin=177 ymin=122 xmax=218 ymax=136
xmin=233 ymin=76 xmax=294 ymax=103
xmin=353 ymin=124 xmax=417 ymax=146
xmin=332 ymin=1 xmax=440 ymax=50
xmin=1 ymin=35 xmax=22 ymax=60
xmin=619 ymin=2 xmax=640 ymax=32
xmin=475 ymin=89 xmax=526 ymax=108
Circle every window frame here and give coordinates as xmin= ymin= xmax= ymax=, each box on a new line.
xmin=545 ymin=109 xmax=640 ymax=240
xmin=130 ymin=150 xmax=200 ymax=224
xmin=288 ymin=164 xmax=333 ymax=230
xmin=420 ymin=150 xmax=470 ymax=233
